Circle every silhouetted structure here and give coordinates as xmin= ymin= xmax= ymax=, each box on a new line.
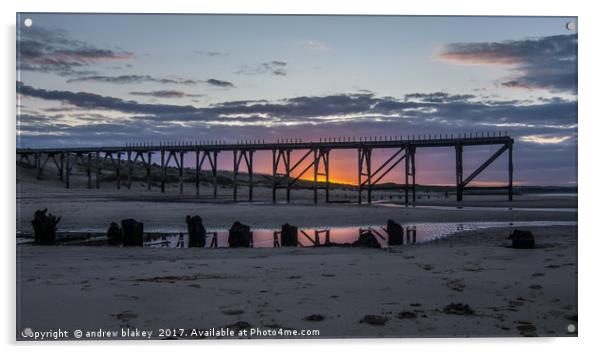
xmin=386 ymin=219 xmax=404 ymax=246
xmin=31 ymin=209 xmax=60 ymax=244
xmin=17 ymin=133 xmax=513 ymax=204
xmin=508 ymin=229 xmax=535 ymax=249
xmin=121 ymin=218 xmax=144 ymax=246
xmin=281 ymin=223 xmax=298 ymax=247
xmin=228 ymin=221 xmax=252 ymax=248
xmin=107 ymin=222 xmax=122 ymax=245
xmin=186 ymin=215 xmax=206 ymax=247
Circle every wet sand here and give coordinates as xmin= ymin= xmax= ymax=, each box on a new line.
xmin=17 ymin=167 xmax=577 ymax=232
xmin=16 ymin=166 xmax=578 ymax=339
xmin=16 ymin=226 xmax=577 ymax=339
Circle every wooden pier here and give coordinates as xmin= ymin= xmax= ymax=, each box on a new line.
xmin=16 ymin=133 xmax=514 ymax=204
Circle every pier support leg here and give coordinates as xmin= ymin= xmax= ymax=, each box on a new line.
xmin=126 ymin=150 xmax=132 ymax=190
xmin=212 ymin=151 xmax=218 ymax=199
xmin=87 ymin=153 xmax=92 ymax=189
xmin=357 ymin=148 xmax=362 ymax=205
xmin=179 ymin=150 xmax=184 ymax=194
xmin=195 ymin=149 xmax=200 ymax=197
xmin=95 ymin=151 xmax=100 ymax=189
xmin=365 ymin=149 xmax=371 ymax=204
xmin=325 ymin=150 xmax=330 ymax=203
xmin=116 ymin=152 xmax=121 ymax=190
xmin=455 ymin=144 xmax=463 ymax=202
xmin=508 ymin=142 xmax=513 ymax=201
xmin=160 ymin=149 xmax=165 ymax=193
xmin=233 ymin=150 xmax=238 ymax=201
xmin=405 ymin=147 xmax=409 ymax=205
xmin=285 ymin=149 xmax=291 ymax=203
xmin=59 ymin=152 xmax=64 ymax=180
xmin=272 ymin=149 xmax=277 ymax=203
xmin=411 ymin=147 xmax=416 ymax=203
xmin=314 ymin=149 xmax=319 ymax=204
xmin=248 ymin=151 xmax=254 ymax=202
xmin=146 ymin=151 xmax=152 ymax=190
xmin=65 ymin=153 xmax=70 ymax=189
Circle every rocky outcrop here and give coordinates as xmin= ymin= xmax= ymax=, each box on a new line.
xmin=107 ymin=222 xmax=122 ymax=246
xmin=186 ymin=215 xmax=206 ymax=247
xmin=386 ymin=219 xmax=404 ymax=246
xmin=228 ymin=221 xmax=252 ymax=248
xmin=508 ymin=229 xmax=535 ymax=249
xmin=31 ymin=209 xmax=61 ymax=245
xmin=352 ymin=230 xmax=381 ymax=248
xmin=121 ymin=219 xmax=144 ymax=246
xmin=281 ymin=223 xmax=298 ymax=247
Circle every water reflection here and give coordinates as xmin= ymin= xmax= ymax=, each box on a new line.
xmin=142 ymin=220 xmax=575 ymax=249
xmin=17 ymin=220 xmax=576 ymax=248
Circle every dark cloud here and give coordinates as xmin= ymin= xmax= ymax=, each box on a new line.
xmin=236 ymin=61 xmax=287 ymax=76
xmin=439 ymin=34 xmax=577 ymax=93
xmin=205 ymin=79 xmax=235 ymax=88
xmin=194 ymin=50 xmax=229 ymax=57
xmin=18 ymin=26 xmax=133 ymax=75
xmin=18 ymin=82 xmax=576 ymax=136
xmin=18 ymin=82 xmax=198 ymax=115
xmin=66 ymin=74 xmax=234 ymax=88
xmin=66 ymin=75 xmax=200 ymax=85
xmin=129 ymin=90 xmax=205 ymax=98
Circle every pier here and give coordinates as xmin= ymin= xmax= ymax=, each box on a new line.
xmin=16 ymin=133 xmax=514 ymax=204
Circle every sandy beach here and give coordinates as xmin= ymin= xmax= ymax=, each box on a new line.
xmin=17 ymin=226 xmax=577 ymax=339
xmin=16 ymin=165 xmax=578 ymax=339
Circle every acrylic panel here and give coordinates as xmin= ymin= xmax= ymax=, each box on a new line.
xmin=16 ymin=13 xmax=578 ymax=340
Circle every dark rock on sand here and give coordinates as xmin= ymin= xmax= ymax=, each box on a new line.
xmin=31 ymin=209 xmax=61 ymax=245
xmin=228 ymin=221 xmax=253 ymax=248
xmin=304 ymin=314 xmax=325 ymax=321
xmin=508 ymin=229 xmax=535 ymax=249
xmin=186 ymin=215 xmax=206 ymax=248
xmin=227 ymin=321 xmax=252 ymax=332
xmin=352 ymin=230 xmax=382 ymax=248
xmin=121 ymin=219 xmax=144 ymax=247
xmin=281 ymin=223 xmax=298 ymax=247
xmin=107 ymin=222 xmax=122 ymax=246
xmin=386 ymin=219 xmax=404 ymax=246
xmin=443 ymin=303 xmax=475 ymax=316
xmin=397 ymin=311 xmax=418 ymax=319
xmin=360 ymin=315 xmax=389 ymax=326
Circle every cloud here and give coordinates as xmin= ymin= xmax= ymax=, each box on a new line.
xmin=520 ymin=134 xmax=573 ymax=144
xmin=194 ymin=50 xmax=229 ymax=57
xmin=300 ymin=40 xmax=332 ymax=51
xmin=18 ymin=82 xmax=576 ymax=136
xmin=129 ymin=90 xmax=205 ymax=98
xmin=18 ymin=26 xmax=133 ymax=76
xmin=66 ymin=74 xmax=234 ymax=87
xmin=205 ymin=78 xmax=235 ymax=88
xmin=236 ymin=61 xmax=287 ymax=76
xmin=65 ymin=75 xmax=200 ymax=85
xmin=439 ymin=34 xmax=577 ymax=93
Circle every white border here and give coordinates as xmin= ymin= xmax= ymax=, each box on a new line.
xmin=2 ymin=0 xmax=600 ymax=353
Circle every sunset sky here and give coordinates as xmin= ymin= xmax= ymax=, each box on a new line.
xmin=16 ymin=14 xmax=577 ymax=186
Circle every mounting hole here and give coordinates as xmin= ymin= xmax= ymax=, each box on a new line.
xmin=23 ymin=18 xmax=33 ymax=27
xmin=566 ymin=21 xmax=576 ymax=31
xmin=567 ymin=324 xmax=576 ymax=333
